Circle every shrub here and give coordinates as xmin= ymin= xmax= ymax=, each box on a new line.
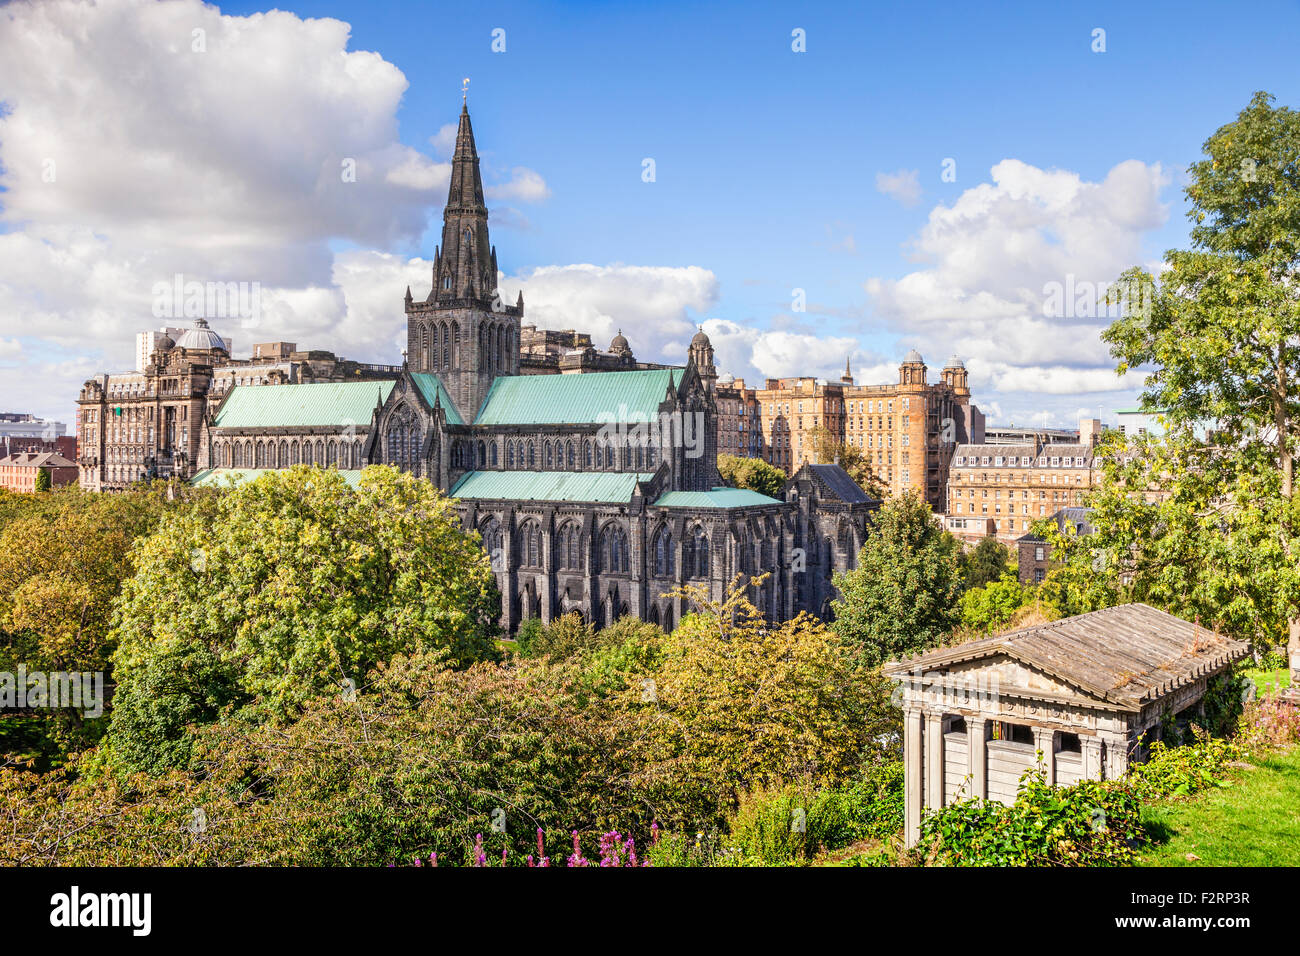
xmin=1125 ymin=732 xmax=1242 ymax=800
xmin=918 ymin=768 xmax=1143 ymax=866
xmin=1236 ymin=695 xmax=1300 ymax=751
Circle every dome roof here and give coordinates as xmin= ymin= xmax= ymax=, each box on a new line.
xmin=944 ymin=355 xmax=965 ymax=369
xmin=902 ymin=348 xmax=924 ymax=364
xmin=175 ymin=318 xmax=227 ymax=352
xmin=690 ymin=328 xmax=711 ymax=348
xmin=610 ymin=330 xmax=630 ymax=351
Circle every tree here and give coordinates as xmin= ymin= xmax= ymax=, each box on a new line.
xmin=1086 ymin=91 xmax=1300 ymax=650
xmin=831 ymin=490 xmax=964 ymax=665
xmin=963 ymin=536 xmax=1014 ymax=589
xmin=109 ymin=466 xmax=502 ymax=741
xmin=806 ymin=426 xmax=887 ymax=498
xmin=33 ymin=469 xmax=51 ymax=493
xmin=717 ymin=454 xmax=787 ymax=498
xmin=622 ymin=575 xmax=897 ymax=827
xmin=959 ymin=574 xmax=1030 ymax=634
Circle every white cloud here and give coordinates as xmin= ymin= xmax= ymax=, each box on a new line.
xmin=865 ymin=158 xmax=1170 ymax=419
xmin=875 ymin=168 xmax=922 ymax=207
xmin=491 ymin=264 xmax=717 ymax=369
xmin=486 ymin=167 xmax=551 ymax=203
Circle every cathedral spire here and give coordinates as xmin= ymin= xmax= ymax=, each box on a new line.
xmin=432 ymin=100 xmax=493 ymax=302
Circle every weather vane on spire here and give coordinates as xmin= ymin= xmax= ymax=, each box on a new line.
xmin=462 ymin=77 xmax=470 ymax=102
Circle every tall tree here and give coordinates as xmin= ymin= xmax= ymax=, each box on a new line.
xmin=831 ymin=490 xmax=964 ymax=665
xmin=109 ymin=466 xmax=501 ymax=749
xmin=963 ymin=536 xmax=1015 ymax=589
xmin=1079 ymin=91 xmax=1300 ymax=653
xmin=717 ymin=454 xmax=787 ymax=498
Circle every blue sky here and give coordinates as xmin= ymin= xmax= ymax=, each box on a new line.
xmin=2 ymin=0 xmax=1299 ymax=427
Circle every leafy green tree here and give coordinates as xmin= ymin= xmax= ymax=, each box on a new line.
xmin=33 ymin=469 xmax=51 ymax=493
xmin=0 ymin=483 xmax=188 ymax=765
xmin=109 ymin=466 xmax=501 ymax=735
xmin=963 ymin=536 xmax=1014 ymax=589
xmin=717 ymin=454 xmax=787 ymax=498
xmin=1068 ymin=91 xmax=1300 ymax=650
xmin=959 ymin=574 xmax=1030 ymax=634
xmin=831 ymin=490 xmax=964 ymax=665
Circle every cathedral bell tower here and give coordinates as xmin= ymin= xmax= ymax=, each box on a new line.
xmin=405 ymin=97 xmax=523 ymax=421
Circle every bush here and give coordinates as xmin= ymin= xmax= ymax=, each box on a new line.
xmin=1125 ymin=732 xmax=1242 ymax=800
xmin=726 ymin=763 xmax=904 ymax=865
xmin=918 ymin=768 xmax=1143 ymax=866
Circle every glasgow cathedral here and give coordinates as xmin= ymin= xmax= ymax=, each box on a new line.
xmin=91 ymin=102 xmax=878 ymax=632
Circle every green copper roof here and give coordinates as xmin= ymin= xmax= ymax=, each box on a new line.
xmin=652 ymin=487 xmax=784 ymax=509
xmin=473 ymin=369 xmax=681 ymax=426
xmin=190 ymin=468 xmax=366 ymax=488
xmin=213 ymin=381 xmax=395 ymax=429
xmin=450 ymin=470 xmax=657 ymax=503
xmin=410 ymin=373 xmax=464 ymax=425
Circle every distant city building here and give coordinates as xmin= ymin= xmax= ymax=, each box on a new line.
xmin=136 ymin=326 xmax=231 ymax=372
xmin=517 ymin=326 xmax=670 ymax=375
xmin=943 ymin=427 xmax=1099 ymax=545
xmin=739 ymin=353 xmax=981 ymax=511
xmin=0 ymin=413 xmax=66 ymax=441
xmin=1015 ymin=506 xmax=1096 ymax=584
xmin=78 ymin=322 xmax=398 ymax=491
xmin=0 ymin=450 xmax=78 ymax=492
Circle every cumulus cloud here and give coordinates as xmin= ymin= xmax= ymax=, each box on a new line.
xmin=496 ymin=264 xmax=718 ymax=362
xmin=0 ymin=0 xmax=551 ymax=423
xmin=486 ymin=167 xmax=551 ymax=203
xmin=865 ymin=157 xmax=1170 ymax=423
xmin=875 ymin=168 xmax=922 ymax=207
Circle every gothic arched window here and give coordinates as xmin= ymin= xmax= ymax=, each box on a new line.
xmin=506 ymin=442 xmax=515 ymax=469
xmin=653 ymin=526 xmax=674 ymax=577
xmin=481 ymin=517 xmax=502 ymax=570
xmin=566 ymin=441 xmax=575 ymax=469
xmin=518 ymin=520 xmax=542 ymax=568
xmin=683 ymin=525 xmax=709 ymax=579
xmin=598 ymin=523 xmax=629 ymax=574
xmin=556 ymin=522 xmax=581 ymax=570
xmin=489 ymin=442 xmax=499 ymax=467
xmin=584 ymin=441 xmax=593 ymax=467
xmin=527 ymin=441 xmax=536 ymax=469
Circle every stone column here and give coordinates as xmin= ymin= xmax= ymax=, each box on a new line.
xmin=968 ymin=717 xmax=988 ymax=800
xmin=1082 ymin=736 xmax=1104 ymax=781
xmin=925 ymin=711 xmax=945 ymax=811
xmin=1104 ymin=734 xmax=1130 ymax=779
xmin=1034 ymin=727 xmax=1056 ymax=786
xmin=904 ymin=705 xmax=924 ymax=847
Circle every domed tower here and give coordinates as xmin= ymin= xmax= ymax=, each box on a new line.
xmin=941 ymin=355 xmax=969 ymax=400
xmin=609 ymin=329 xmax=633 ymax=367
xmin=688 ymin=326 xmax=718 ymax=392
xmin=174 ymin=318 xmax=229 ymax=357
xmin=899 ymin=349 xmax=927 ymax=386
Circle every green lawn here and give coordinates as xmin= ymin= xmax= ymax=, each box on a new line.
xmin=1242 ymin=663 xmax=1291 ymax=695
xmin=1138 ymin=746 xmax=1300 ymax=866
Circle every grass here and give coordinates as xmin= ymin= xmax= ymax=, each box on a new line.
xmin=1242 ymin=662 xmax=1291 ymax=695
xmin=1137 ymin=746 xmax=1300 ymax=866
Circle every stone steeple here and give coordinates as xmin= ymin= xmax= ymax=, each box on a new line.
xmin=428 ymin=104 xmax=498 ymax=305
xmin=405 ymin=99 xmax=523 ymax=421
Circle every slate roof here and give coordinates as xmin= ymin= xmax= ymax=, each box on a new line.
xmin=883 ymin=603 xmax=1249 ymax=711
xmin=0 ymin=452 xmax=76 ymax=468
xmin=449 ymin=470 xmax=657 ymax=503
xmin=472 ymin=369 xmax=681 ymax=426
xmin=803 ymin=463 xmax=874 ymax=503
xmin=652 ymin=487 xmax=784 ymax=509
xmin=213 ymin=381 xmax=395 ymax=429
xmin=191 ymin=468 xmax=366 ymax=488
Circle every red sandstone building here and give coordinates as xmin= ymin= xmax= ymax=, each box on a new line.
xmin=0 ymin=451 xmax=79 ymax=492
